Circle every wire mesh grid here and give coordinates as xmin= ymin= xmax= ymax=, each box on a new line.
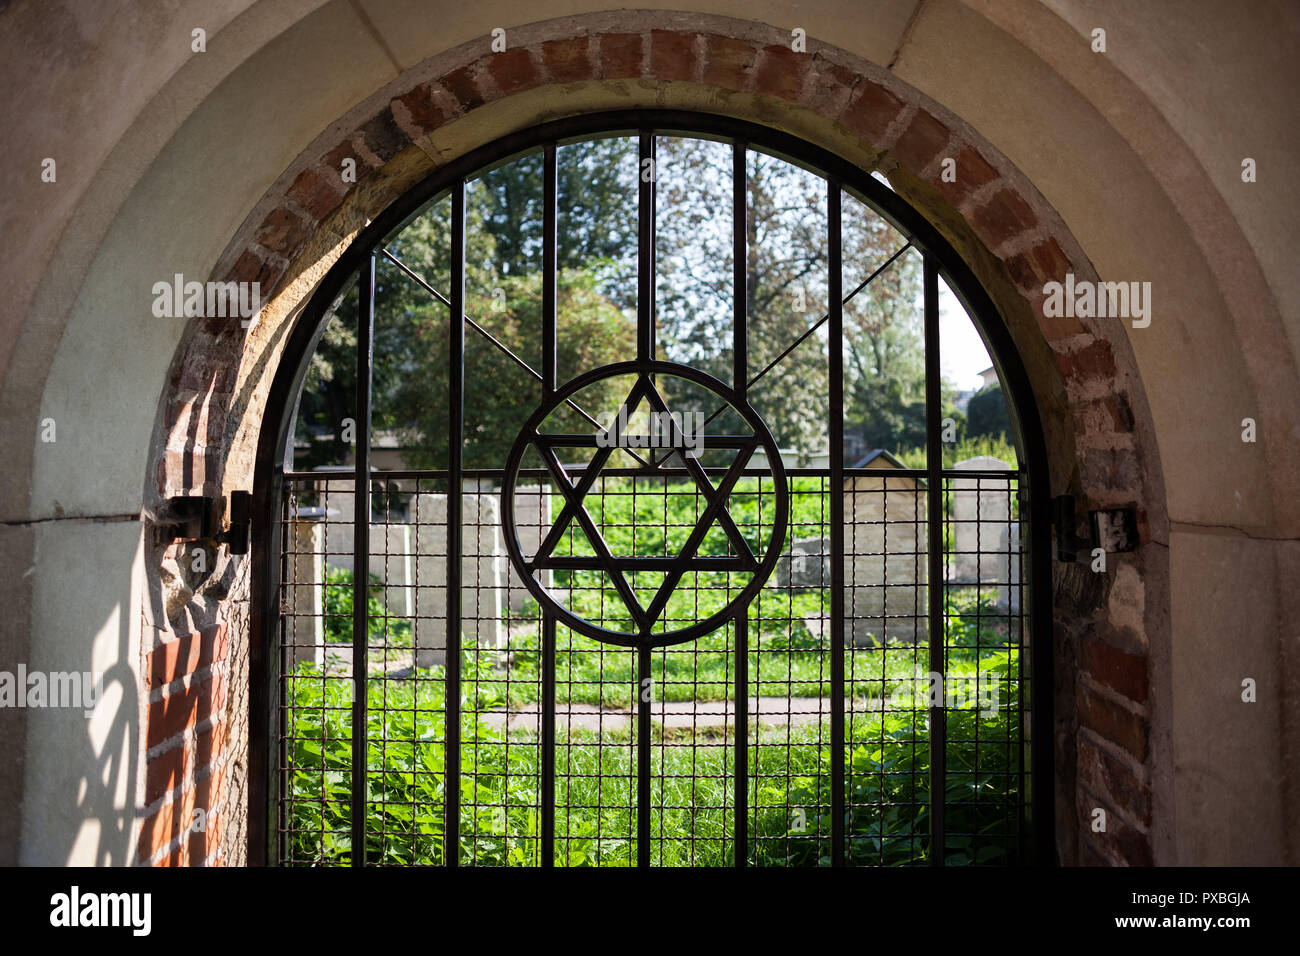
xmin=276 ymin=466 xmax=1026 ymax=866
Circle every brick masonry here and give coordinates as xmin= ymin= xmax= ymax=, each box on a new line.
xmin=149 ymin=22 xmax=1154 ymax=867
xmin=138 ymin=620 xmax=230 ymax=865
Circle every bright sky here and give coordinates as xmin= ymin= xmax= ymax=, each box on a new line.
xmin=870 ymin=172 xmax=995 ymax=392
xmin=939 ymin=279 xmax=995 ymax=392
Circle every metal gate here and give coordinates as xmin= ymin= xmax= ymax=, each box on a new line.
xmin=250 ymin=112 xmax=1052 ymax=867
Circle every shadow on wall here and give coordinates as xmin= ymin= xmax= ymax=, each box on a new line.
xmin=138 ymin=538 xmax=246 ymax=867
xmin=18 ymin=521 xmax=142 ymax=865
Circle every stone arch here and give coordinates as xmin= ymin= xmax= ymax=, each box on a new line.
xmin=140 ymin=13 xmax=1170 ymax=868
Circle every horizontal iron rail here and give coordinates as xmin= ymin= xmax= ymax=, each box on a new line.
xmin=380 ymin=247 xmax=652 ymax=468
xmin=284 ymin=467 xmax=1023 ymax=481
xmin=537 ymin=434 xmax=757 ymax=449
xmin=651 ymin=240 xmax=913 ymax=467
xmin=531 ymin=554 xmax=760 ymax=571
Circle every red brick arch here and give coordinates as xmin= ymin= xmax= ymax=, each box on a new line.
xmin=145 ymin=18 xmax=1164 ymax=868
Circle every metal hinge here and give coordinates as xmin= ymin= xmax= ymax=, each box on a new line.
xmin=154 ymin=491 xmax=250 ymax=555
xmin=1052 ymin=494 xmax=1138 ymax=562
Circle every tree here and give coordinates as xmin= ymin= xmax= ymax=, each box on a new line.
xmin=394 ymin=268 xmax=636 ymax=470
xmin=966 ymin=383 xmax=1011 ymax=441
xmin=840 ymin=201 xmax=927 ymax=454
xmin=294 ymin=138 xmax=642 ymax=470
xmin=294 ymin=134 xmax=957 ymax=470
xmin=652 ymin=140 xmax=838 ymax=457
xmin=652 ymin=139 xmax=943 ymax=460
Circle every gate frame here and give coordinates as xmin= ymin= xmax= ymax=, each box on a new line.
xmin=248 ymin=109 xmax=1054 ymax=867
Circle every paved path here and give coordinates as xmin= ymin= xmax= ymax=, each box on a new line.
xmin=319 ymin=646 xmax=886 ymax=734
xmin=477 ymin=696 xmax=878 ymax=734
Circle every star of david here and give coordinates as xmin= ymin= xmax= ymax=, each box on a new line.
xmin=523 ymin=373 xmax=761 ymax=635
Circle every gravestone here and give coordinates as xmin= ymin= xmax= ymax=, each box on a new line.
xmin=369 ymin=525 xmax=414 ymax=618
xmin=775 ymin=536 xmax=830 ymax=590
xmin=336 ymin=523 xmax=414 ymax=625
xmin=285 ymin=518 xmax=324 ymax=667
xmin=998 ymin=521 xmax=1022 ymax=612
xmin=950 ymin=457 xmax=1020 ymax=608
xmin=325 ymin=519 xmax=414 ymax=613
xmin=313 ymin=483 xmax=513 ymax=662
xmin=317 ymin=481 xmax=417 ymax=627
xmin=412 ymin=492 xmax=506 ymax=668
xmin=843 ymin=458 xmax=927 ymax=645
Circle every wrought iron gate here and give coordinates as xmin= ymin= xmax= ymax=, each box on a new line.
xmin=251 ymin=112 xmax=1052 ymax=867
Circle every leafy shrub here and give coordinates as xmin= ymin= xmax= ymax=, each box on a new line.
xmin=286 ymin=594 xmax=1021 ymax=867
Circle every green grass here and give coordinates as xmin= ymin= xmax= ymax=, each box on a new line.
xmin=483 ymin=590 xmax=1001 ymax=709
xmin=343 ymin=475 xmax=1021 ymax=710
xmin=492 ymin=475 xmax=963 ymax=707
xmin=287 ymin=477 xmax=1025 ymax=866
xmin=284 ymin=596 xmax=1020 ymax=867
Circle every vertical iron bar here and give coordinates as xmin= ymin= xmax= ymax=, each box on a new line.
xmin=923 ymin=254 xmax=947 ymax=866
xmin=828 ymin=182 xmax=846 ymax=866
xmin=541 ymin=613 xmax=556 ymax=867
xmin=543 ymin=143 xmax=558 ymax=398
xmin=636 ymin=129 xmax=654 ymax=868
xmin=733 ymin=140 xmax=750 ymax=868
xmin=637 ymin=643 xmax=651 ymax=867
xmin=638 ymin=131 xmax=656 ymax=366
xmin=541 ymin=144 xmax=558 ymax=868
xmin=248 ymin=463 xmax=283 ymax=865
xmin=1017 ymin=484 xmax=1028 ymax=863
xmin=350 ymin=255 xmax=375 ymax=866
xmin=1030 ymin=464 xmax=1054 ymax=863
xmin=446 ymin=180 xmax=465 ymax=867
xmin=734 ymin=611 xmax=749 ymax=867
xmin=276 ymin=490 xmax=290 ymax=862
xmin=733 ymin=141 xmax=747 ymax=398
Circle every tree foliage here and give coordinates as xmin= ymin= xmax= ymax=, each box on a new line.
xmin=965 ymin=383 xmax=1011 ymax=442
xmin=293 ymin=134 xmax=966 ymax=469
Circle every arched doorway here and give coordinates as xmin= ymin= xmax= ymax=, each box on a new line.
xmin=250 ymin=110 xmax=1051 ymax=867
